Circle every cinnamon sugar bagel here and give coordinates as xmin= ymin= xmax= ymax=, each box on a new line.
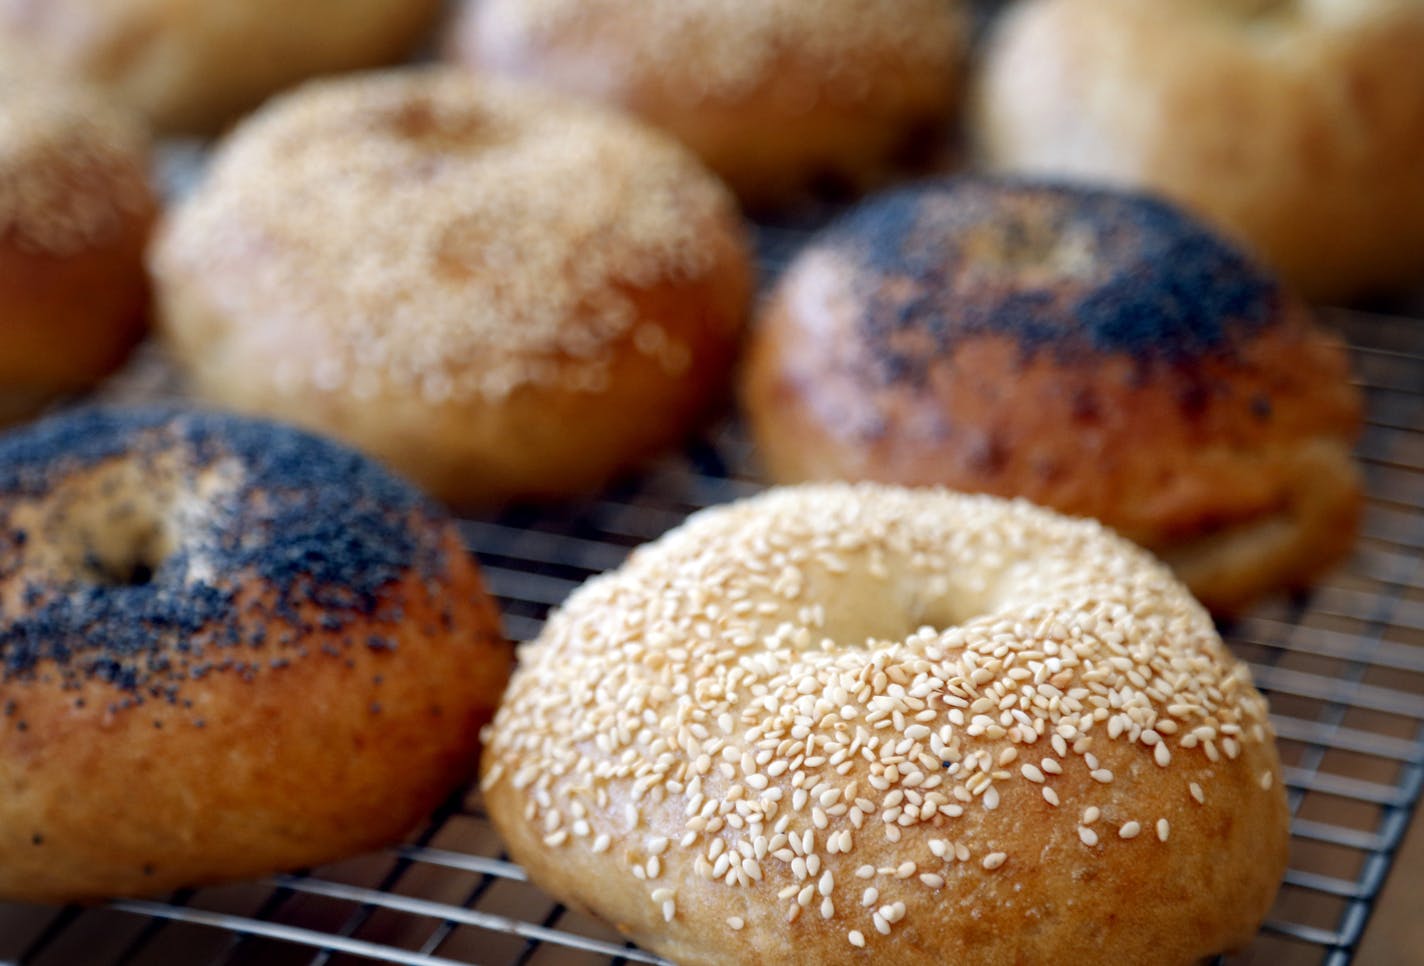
xmin=0 ymin=0 xmax=444 ymax=133
xmin=481 ymin=484 xmax=1289 ymax=964
xmin=151 ymin=69 xmax=752 ymax=508
xmin=451 ymin=0 xmax=969 ymax=207
xmin=741 ymin=180 xmax=1363 ymax=613
xmin=975 ymin=0 xmax=1424 ymax=301
xmin=0 ymin=407 xmax=510 ymax=903
xmin=0 ymin=69 xmax=154 ymax=424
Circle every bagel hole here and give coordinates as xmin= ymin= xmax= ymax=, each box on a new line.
xmin=41 ymin=480 xmax=179 ymax=590
xmin=815 ymin=576 xmax=996 ymax=650
xmin=82 ymin=538 xmax=163 ymax=588
xmin=75 ymin=515 xmax=173 ymax=589
xmin=384 ymin=99 xmax=507 ymax=155
xmin=960 ymin=214 xmax=1097 ymax=286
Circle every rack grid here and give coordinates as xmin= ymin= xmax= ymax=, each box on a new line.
xmin=1 ymin=235 xmax=1422 ymax=964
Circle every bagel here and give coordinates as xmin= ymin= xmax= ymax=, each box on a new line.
xmin=151 ymin=69 xmax=752 ymax=507
xmin=451 ymin=0 xmax=968 ymax=207
xmin=0 ymin=407 xmax=510 ymax=902
xmin=0 ymin=68 xmax=154 ymax=423
xmin=0 ymin=0 xmax=445 ymax=133
xmin=481 ymin=484 xmax=1289 ymax=964
xmin=741 ymin=179 xmax=1363 ymax=612
xmin=975 ymin=0 xmax=1424 ymax=301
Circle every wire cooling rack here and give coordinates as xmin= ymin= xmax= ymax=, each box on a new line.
xmin=2 ymin=225 xmax=1423 ymax=964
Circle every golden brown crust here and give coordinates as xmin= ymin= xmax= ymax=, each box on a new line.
xmin=482 ymin=485 xmax=1289 ymax=963
xmin=742 ymin=180 xmax=1362 ymax=612
xmin=451 ymin=0 xmax=969 ymax=207
xmin=0 ymin=0 xmax=444 ymax=133
xmin=152 ymin=69 xmax=753 ymax=508
xmin=0 ymin=409 xmax=511 ymax=902
xmin=975 ymin=0 xmax=1424 ymax=301
xmin=0 ymin=72 xmax=154 ymax=422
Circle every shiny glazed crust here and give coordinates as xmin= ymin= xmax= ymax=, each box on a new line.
xmin=482 ymin=485 xmax=1290 ymax=963
xmin=151 ymin=70 xmax=753 ymax=508
xmin=452 ymin=0 xmax=969 ymax=207
xmin=741 ymin=180 xmax=1363 ymax=612
xmin=0 ymin=72 xmax=154 ymax=423
xmin=0 ymin=409 xmax=511 ymax=902
xmin=0 ymin=0 xmax=445 ymax=133
xmin=975 ymin=0 xmax=1424 ymax=301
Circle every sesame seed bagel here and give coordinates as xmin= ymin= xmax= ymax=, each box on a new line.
xmin=975 ymin=0 xmax=1424 ymax=301
xmin=742 ymin=179 xmax=1362 ymax=613
xmin=0 ymin=68 xmax=154 ymax=424
xmin=451 ymin=0 xmax=968 ymax=207
xmin=481 ymin=484 xmax=1288 ymax=964
xmin=152 ymin=68 xmax=752 ymax=508
xmin=0 ymin=407 xmax=510 ymax=903
xmin=0 ymin=0 xmax=444 ymax=134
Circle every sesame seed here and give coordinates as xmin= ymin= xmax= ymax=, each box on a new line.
xmin=1157 ymin=819 xmax=1171 ymax=842
xmin=1078 ymin=826 xmax=1099 ymax=847
xmin=920 ymin=873 xmax=945 ymax=888
xmin=1042 ymin=787 xmax=1060 ymax=807
xmin=982 ymin=852 xmax=1007 ymax=870
xmin=1119 ymin=821 xmax=1141 ymax=839
xmin=849 ymin=930 xmax=866 ymax=948
xmin=728 ymin=916 xmax=744 ymax=931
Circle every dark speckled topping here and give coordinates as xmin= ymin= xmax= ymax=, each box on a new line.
xmin=820 ymin=179 xmax=1280 ymax=383
xmin=0 ymin=407 xmax=452 ymax=710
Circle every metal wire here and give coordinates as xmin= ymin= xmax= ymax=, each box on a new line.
xmin=2 ymin=306 xmax=1422 ymax=964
